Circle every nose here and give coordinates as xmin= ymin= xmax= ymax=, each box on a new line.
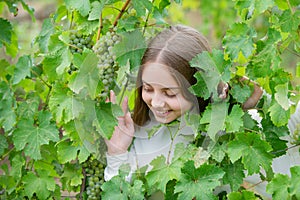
xmin=151 ymin=93 xmax=165 ymax=108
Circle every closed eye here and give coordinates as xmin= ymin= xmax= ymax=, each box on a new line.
xmin=142 ymin=85 xmax=153 ymax=92
xmin=164 ymin=90 xmax=177 ymax=98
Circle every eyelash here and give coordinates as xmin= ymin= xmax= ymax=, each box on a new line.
xmin=142 ymin=86 xmax=177 ymax=98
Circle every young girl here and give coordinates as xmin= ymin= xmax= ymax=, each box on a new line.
xmin=104 ymin=25 xmax=262 ymax=186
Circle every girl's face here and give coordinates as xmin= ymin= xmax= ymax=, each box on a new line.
xmin=141 ymin=63 xmax=193 ymax=124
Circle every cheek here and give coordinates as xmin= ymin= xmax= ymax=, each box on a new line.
xmin=173 ymin=98 xmax=193 ymax=112
xmin=142 ymin=91 xmax=151 ymax=104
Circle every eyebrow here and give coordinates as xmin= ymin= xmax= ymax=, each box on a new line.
xmin=142 ymin=81 xmax=181 ymax=90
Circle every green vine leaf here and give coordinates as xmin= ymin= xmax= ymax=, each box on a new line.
xmin=0 ymin=134 xmax=8 ymax=156
xmin=93 ymin=102 xmax=123 ymax=139
xmin=68 ymin=49 xmax=99 ymax=99
xmin=190 ymin=49 xmax=230 ymax=101
xmin=225 ymin=104 xmax=244 ymax=133
xmin=61 ymin=163 xmax=83 ymax=187
xmin=227 ymin=132 xmax=273 ymax=175
xmin=230 ymin=83 xmax=251 ymax=103
xmin=145 ymin=155 xmax=182 ymax=193
xmin=266 ymin=166 xmax=300 ymax=199
xmin=42 ymin=33 xmax=71 ymax=82
xmin=57 ymin=140 xmax=90 ymax=164
xmin=274 ymin=83 xmax=289 ymax=110
xmin=234 ymin=0 xmax=275 ymax=20
xmin=223 ymin=22 xmax=257 ymax=61
xmin=222 ymin=161 xmax=245 ymax=191
xmin=200 ymin=102 xmax=228 ymax=141
xmin=34 ymin=143 xmax=60 ymax=177
xmin=101 ymin=176 xmax=145 ymax=200
xmin=0 ymin=18 xmax=13 ymax=44
xmin=0 ymin=81 xmax=16 ymax=131
xmin=227 ymin=190 xmax=257 ymax=200
xmin=35 ymin=18 xmax=55 ymax=53
xmin=49 ymin=83 xmax=84 ymax=123
xmin=10 ymin=154 xmax=25 ymax=182
xmin=249 ymin=28 xmax=281 ymax=78
xmin=12 ymin=111 xmax=59 ymax=160
xmin=261 ymin=115 xmax=289 ymax=156
xmin=278 ymin=9 xmax=300 ymax=32
xmin=20 ymin=0 xmax=35 ymax=21
xmin=132 ymin=0 xmax=153 ymax=17
xmin=114 ymin=29 xmax=147 ymax=70
xmin=12 ymin=55 xmax=33 ymax=85
xmin=88 ymin=1 xmax=105 ymax=21
xmin=269 ymin=101 xmax=290 ymax=126
xmin=64 ymin=0 xmax=91 ymax=17
xmin=174 ymin=161 xmax=225 ymax=200
xmin=22 ymin=170 xmax=56 ymax=199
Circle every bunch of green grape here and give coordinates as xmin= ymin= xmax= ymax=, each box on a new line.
xmin=93 ymin=29 xmax=121 ymax=99
xmin=69 ymin=31 xmax=94 ymax=54
xmin=83 ymin=156 xmax=106 ymax=200
xmin=68 ymin=31 xmax=94 ymax=74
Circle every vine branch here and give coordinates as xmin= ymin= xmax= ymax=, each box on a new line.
xmin=113 ymin=0 xmax=131 ymax=27
xmin=96 ymin=13 xmax=103 ymax=41
xmin=271 ymin=143 xmax=300 ymax=155
xmin=142 ymin=0 xmax=155 ymax=35
xmin=286 ymin=0 xmax=294 ymax=14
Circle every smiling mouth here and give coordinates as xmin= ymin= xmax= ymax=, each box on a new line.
xmin=153 ymin=109 xmax=171 ymax=117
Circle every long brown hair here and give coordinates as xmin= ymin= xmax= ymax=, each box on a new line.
xmin=132 ymin=25 xmax=212 ymax=126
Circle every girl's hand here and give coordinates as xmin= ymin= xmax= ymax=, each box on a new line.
xmin=105 ymin=91 xmax=134 ymax=155
xmin=217 ymin=81 xmax=229 ymax=100
xmin=240 ymin=76 xmax=263 ymax=110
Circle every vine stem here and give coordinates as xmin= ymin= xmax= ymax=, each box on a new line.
xmin=79 ymin=167 xmax=87 ymax=200
xmin=30 ymin=69 xmax=52 ymax=89
xmin=96 ymin=13 xmax=103 ymax=41
xmin=0 ymin=147 xmax=15 ymax=160
xmin=271 ymin=143 xmax=300 ymax=155
xmin=118 ymin=76 xmax=129 ymax=106
xmin=142 ymin=0 xmax=156 ymax=35
xmin=243 ymin=179 xmax=266 ymax=190
xmin=69 ymin=10 xmax=74 ymax=30
xmin=286 ymin=0 xmax=294 ymax=14
xmin=43 ymin=85 xmax=52 ymax=110
xmin=113 ymin=0 xmax=131 ymax=27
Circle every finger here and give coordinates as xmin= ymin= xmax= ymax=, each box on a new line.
xmin=110 ymin=90 xmax=116 ymax=104
xmin=121 ymin=96 xmax=129 ymax=115
xmin=124 ymin=112 xmax=134 ymax=133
